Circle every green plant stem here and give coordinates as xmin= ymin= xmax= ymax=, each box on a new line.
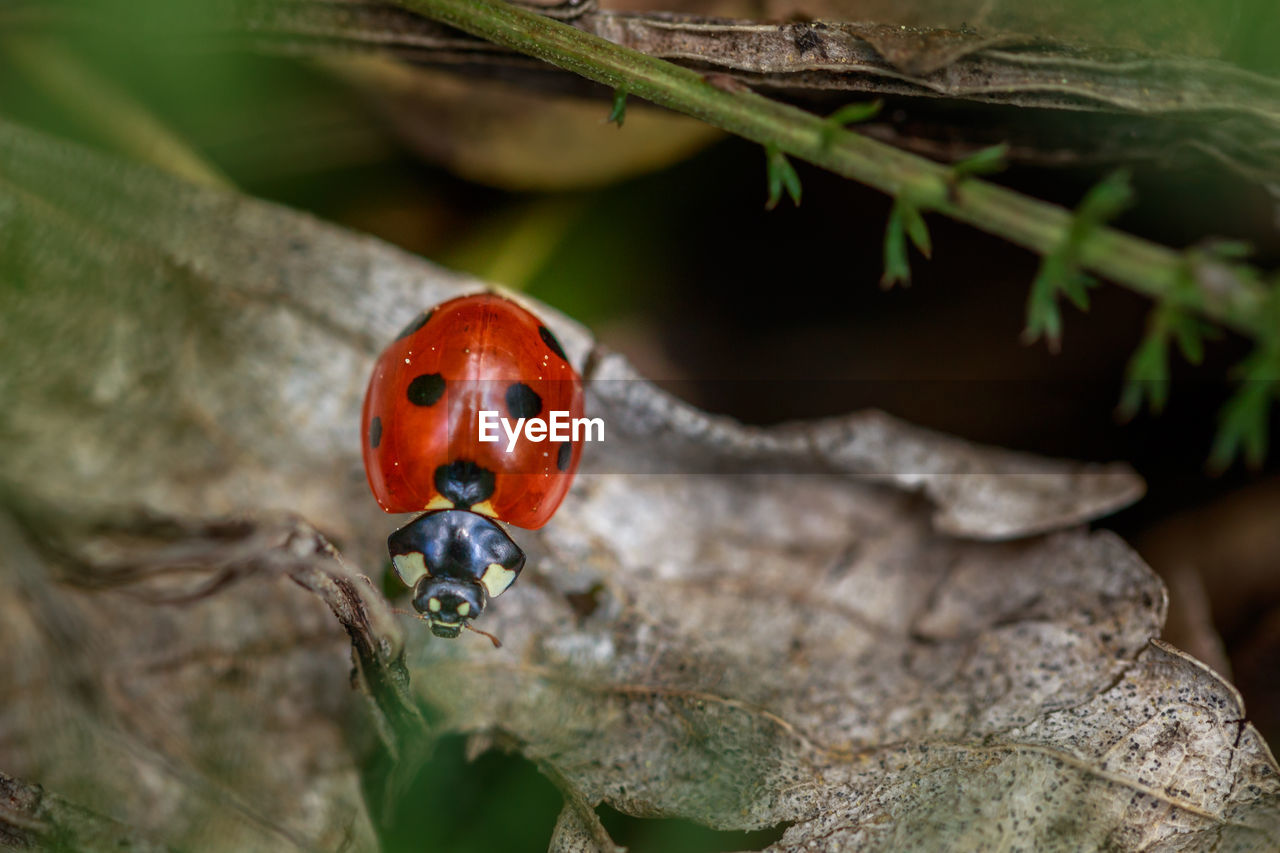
xmin=395 ymin=0 xmax=1271 ymax=340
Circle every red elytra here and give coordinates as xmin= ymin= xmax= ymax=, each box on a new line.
xmin=361 ymin=293 xmax=585 ymax=529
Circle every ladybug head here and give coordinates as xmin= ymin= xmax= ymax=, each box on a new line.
xmin=411 ymin=576 xmax=485 ymax=638
xmin=387 ymin=509 xmax=526 ymax=641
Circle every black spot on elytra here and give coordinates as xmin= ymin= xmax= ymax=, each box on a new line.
xmin=538 ymin=325 xmax=568 ymax=362
xmin=506 ymin=382 xmax=542 ymax=420
xmin=556 ymin=441 xmax=572 ymax=472
xmin=369 ymin=416 xmax=383 ymax=449
xmin=407 ymin=373 xmax=445 ymax=407
xmin=395 ymin=309 xmax=433 ymax=340
xmin=434 ymin=461 xmax=495 ymax=509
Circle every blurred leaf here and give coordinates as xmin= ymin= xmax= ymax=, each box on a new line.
xmin=1210 ymin=340 xmax=1280 ymax=471
xmin=608 ymin=86 xmax=627 ymax=127
xmin=1209 ymin=284 xmax=1280 ymax=469
xmin=900 ymin=198 xmax=932 ymax=258
xmin=880 ymin=194 xmax=933 ymax=287
xmin=1070 ymin=170 xmax=1134 ymax=238
xmin=1060 ymin=271 xmax=1097 ymax=310
xmin=1118 ymin=274 xmax=1219 ymax=420
xmin=1172 ymin=312 xmax=1216 ymax=365
xmin=1211 ymin=376 xmax=1274 ymax=470
xmin=1118 ymin=316 xmax=1171 ymax=418
xmin=826 ymin=100 xmax=883 ymax=127
xmin=820 ymin=99 xmax=882 ymax=147
xmin=950 ymin=143 xmax=1009 ymax=180
xmin=1201 ymin=238 xmax=1255 ymax=261
xmin=1024 ymin=258 xmax=1067 ymax=347
xmin=880 ymin=199 xmax=910 ymax=287
xmin=325 ymin=57 xmax=721 ymax=190
xmin=1024 ymin=172 xmax=1130 ymax=350
xmin=0 ymin=34 xmax=229 ymax=188
xmin=764 ymin=143 xmax=801 ymax=209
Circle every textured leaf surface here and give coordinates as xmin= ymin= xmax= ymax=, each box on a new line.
xmin=1 ymin=121 xmax=1277 ymax=851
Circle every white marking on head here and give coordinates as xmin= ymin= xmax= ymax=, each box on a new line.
xmin=427 ymin=596 xmax=442 ymax=613
xmin=480 ymin=562 xmax=517 ymax=598
xmin=392 ymin=552 xmax=428 ymax=586
xmin=457 ymin=601 xmax=471 ymax=617
xmin=428 ymin=617 xmax=461 ymax=635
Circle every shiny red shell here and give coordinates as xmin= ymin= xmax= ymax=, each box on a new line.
xmin=361 ymin=293 xmax=585 ymax=529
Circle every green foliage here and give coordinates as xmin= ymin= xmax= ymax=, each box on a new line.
xmin=1200 ymin=238 xmax=1254 ymax=260
xmin=882 ymin=208 xmax=909 ymax=288
xmin=1024 ymin=171 xmax=1133 ymax=350
xmin=1119 ymin=325 xmax=1172 ymax=416
xmin=820 ymin=99 xmax=882 ymax=148
xmin=881 ymin=196 xmax=932 ymax=288
xmin=764 ymin=143 xmax=801 ymax=210
xmin=1209 ymin=287 xmax=1280 ymax=470
xmin=950 ymin=144 xmax=1009 ymax=181
xmin=1024 ymin=266 xmax=1098 ymax=352
xmin=1117 ymin=251 xmax=1278 ymax=469
xmin=1210 ymin=352 xmax=1278 ymax=471
xmin=608 ymin=86 xmax=627 ymax=127
xmin=1118 ymin=300 xmax=1216 ymax=419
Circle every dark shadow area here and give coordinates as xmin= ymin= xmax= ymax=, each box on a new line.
xmin=368 ymin=734 xmax=564 ymax=853
xmin=529 ymin=135 xmax=1280 ymax=525
xmin=596 ymin=802 xmax=790 ymax=853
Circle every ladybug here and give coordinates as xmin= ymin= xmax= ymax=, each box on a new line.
xmin=361 ymin=293 xmax=585 ymax=639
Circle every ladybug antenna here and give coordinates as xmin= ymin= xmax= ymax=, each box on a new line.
xmin=463 ymin=622 xmax=503 ymax=648
xmin=393 ymin=605 xmax=501 ymax=647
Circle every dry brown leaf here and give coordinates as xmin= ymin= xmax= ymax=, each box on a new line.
xmin=2 ymin=120 xmax=1278 ymax=852
xmin=602 ymin=0 xmax=1242 ymax=61
xmin=0 ymin=512 xmax=384 ymax=851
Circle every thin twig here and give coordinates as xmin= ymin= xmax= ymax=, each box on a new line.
xmin=394 ymin=0 xmax=1273 ymax=341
